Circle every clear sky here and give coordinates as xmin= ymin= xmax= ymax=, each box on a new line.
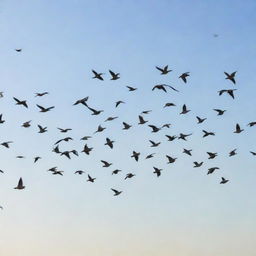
xmin=0 ymin=0 xmax=256 ymax=255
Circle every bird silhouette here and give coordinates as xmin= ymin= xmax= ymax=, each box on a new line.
xmin=14 ymin=178 xmax=25 ymax=189
xmin=180 ymin=104 xmax=190 ymax=114
xmin=38 ymin=125 xmax=47 ymax=133
xmin=115 ymin=101 xmax=125 ymax=108
xmin=196 ymin=116 xmax=207 ymax=124
xmin=224 ymin=71 xmax=236 ymax=84
xmin=13 ymin=97 xmax=28 ymax=108
xmin=105 ymin=138 xmax=114 ymax=149
xmin=234 ymin=123 xmax=244 ymax=133
xmin=87 ymin=174 xmax=96 ymax=182
xmin=101 ymin=160 xmax=112 ymax=167
xmin=35 ymin=92 xmax=49 ymax=97
xmin=131 ymin=151 xmax=140 ymax=161
xmin=155 ymin=65 xmax=172 ymax=75
xmin=36 ymin=104 xmax=54 ymax=112
xmin=92 ymin=70 xmax=104 ymax=80
xmin=179 ymin=72 xmax=190 ymax=83
xmin=0 ymin=114 xmax=5 ymax=124
xmin=193 ymin=162 xmax=203 ymax=168
xmin=111 ymin=188 xmax=122 ymax=196
xmin=166 ymin=155 xmax=177 ymax=164
xmin=207 ymin=167 xmax=220 ymax=175
xmin=122 ymin=122 xmax=132 ymax=130
xmin=213 ymin=109 xmax=226 ymax=116
xmin=126 ymin=86 xmax=137 ymax=91
xmin=109 ymin=70 xmax=120 ymax=80
xmin=148 ymin=125 xmax=161 ymax=133
xmin=220 ymin=177 xmax=229 ymax=184
xmin=138 ymin=115 xmax=148 ymax=125
xmin=153 ymin=167 xmax=162 ymax=177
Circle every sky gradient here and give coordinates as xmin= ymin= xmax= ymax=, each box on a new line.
xmin=0 ymin=0 xmax=256 ymax=255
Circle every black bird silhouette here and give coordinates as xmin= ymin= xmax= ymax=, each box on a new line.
xmin=22 ymin=120 xmax=31 ymax=128
xmin=73 ymin=97 xmax=89 ymax=106
xmin=202 ymin=130 xmax=215 ymax=138
xmin=126 ymin=86 xmax=137 ymax=91
xmin=86 ymin=106 xmax=104 ymax=115
xmin=80 ymin=136 xmax=92 ymax=141
xmin=162 ymin=123 xmax=171 ymax=128
xmin=58 ymin=128 xmax=72 ymax=133
xmin=55 ymin=137 xmax=73 ymax=145
xmin=149 ymin=140 xmax=161 ymax=147
xmin=218 ymin=89 xmax=237 ymax=99
xmin=220 ymin=177 xmax=229 ymax=184
xmin=36 ymin=104 xmax=54 ymax=112
xmin=75 ymin=170 xmax=85 ymax=175
xmin=250 ymin=151 xmax=256 ymax=156
xmin=166 ymin=155 xmax=177 ymax=164
xmin=105 ymin=138 xmax=114 ymax=149
xmin=148 ymin=125 xmax=161 ymax=133
xmin=94 ymin=125 xmax=106 ymax=134
xmin=112 ymin=169 xmax=122 ymax=175
xmin=14 ymin=178 xmax=25 ymax=189
xmin=34 ymin=156 xmax=41 ymax=163
xmin=141 ymin=110 xmax=152 ymax=115
xmin=35 ymin=92 xmax=49 ymax=97
xmin=101 ymin=160 xmax=112 ymax=167
xmin=207 ymin=167 xmax=219 ymax=175
xmin=0 ymin=114 xmax=5 ymax=124
xmin=122 ymin=122 xmax=132 ymax=130
xmin=179 ymin=72 xmax=190 ymax=83
xmin=183 ymin=148 xmax=192 ymax=156
xmin=138 ymin=115 xmax=148 ymax=125
xmin=207 ymin=152 xmax=217 ymax=159
xmin=193 ymin=162 xmax=203 ymax=168
xmin=178 ymin=133 xmax=192 ymax=141
xmin=115 ymin=101 xmax=125 ymax=108
xmin=166 ymin=135 xmax=177 ymax=141
xmin=87 ymin=174 xmax=96 ymax=182
xmin=196 ymin=116 xmax=207 ymax=124
xmin=52 ymin=145 xmax=61 ymax=154
xmin=131 ymin=151 xmax=140 ymax=161
xmin=164 ymin=102 xmax=176 ymax=108
xmin=92 ymin=70 xmax=104 ymax=80
xmin=111 ymin=188 xmax=122 ymax=196
xmin=13 ymin=97 xmax=28 ymax=108
xmin=234 ymin=123 xmax=244 ymax=133
xmin=125 ymin=173 xmax=135 ymax=179
xmin=81 ymin=144 xmax=93 ymax=155
xmin=153 ymin=167 xmax=162 ymax=177
xmin=15 ymin=48 xmax=22 ymax=52
xmin=180 ymin=104 xmax=190 ymax=114
xmin=155 ymin=65 xmax=172 ymax=75
xmin=229 ymin=149 xmax=237 ymax=157
xmin=105 ymin=116 xmax=118 ymax=122
xmin=213 ymin=109 xmax=226 ymax=116
xmin=145 ymin=153 xmax=155 ymax=159
xmin=152 ymin=84 xmax=179 ymax=93
xmin=38 ymin=125 xmax=47 ymax=133
xmin=109 ymin=70 xmax=120 ymax=80
xmin=247 ymin=122 xmax=256 ymax=127
xmin=224 ymin=71 xmax=236 ymax=84
xmin=61 ymin=151 xmax=71 ymax=159
xmin=1 ymin=141 xmax=13 ymax=148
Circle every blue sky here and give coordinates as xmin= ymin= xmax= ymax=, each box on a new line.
xmin=0 ymin=0 xmax=256 ymax=255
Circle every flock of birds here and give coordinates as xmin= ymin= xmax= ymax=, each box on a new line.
xmin=0 ymin=49 xmax=251 ymax=208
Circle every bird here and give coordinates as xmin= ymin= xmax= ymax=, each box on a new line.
xmin=80 ymin=136 xmax=92 ymax=141
xmin=125 ymin=173 xmax=135 ymax=179
xmin=105 ymin=116 xmax=118 ymax=122
xmin=58 ymin=128 xmax=72 ymax=133
xmin=52 ymin=170 xmax=64 ymax=176
xmin=155 ymin=65 xmax=172 ymax=75
xmin=112 ymin=169 xmax=122 ymax=175
xmin=166 ymin=135 xmax=177 ymax=141
xmin=0 ymin=170 xmax=4 ymax=173
xmin=105 ymin=138 xmax=114 ymax=149
xmin=111 ymin=188 xmax=122 ymax=196
xmin=75 ymin=170 xmax=85 ymax=175
xmin=138 ymin=115 xmax=148 ymax=125
xmin=0 ymin=92 xmax=3 ymax=98
xmin=1 ymin=141 xmax=13 ymax=148
xmin=13 ymin=97 xmax=28 ymax=108
xmin=60 ymin=151 xmax=71 ymax=159
xmin=126 ymin=86 xmax=137 ymax=91
xmin=166 ymin=155 xmax=177 ymax=164
xmin=54 ymin=137 xmax=73 ymax=145
xmin=0 ymin=206 xmax=3 ymax=210
xmin=22 ymin=120 xmax=32 ymax=128
xmin=178 ymin=133 xmax=192 ymax=141
xmin=250 ymin=151 xmax=256 ymax=156
xmin=193 ymin=162 xmax=203 ymax=168
xmin=179 ymin=72 xmax=190 ymax=83
xmin=234 ymin=123 xmax=244 ymax=133
xmin=70 ymin=149 xmax=79 ymax=157
xmin=92 ymin=70 xmax=104 ymax=80
xmin=115 ymin=101 xmax=125 ymax=108
xmin=220 ymin=177 xmax=229 ymax=184
xmin=81 ymin=144 xmax=93 ymax=155
xmin=229 ymin=149 xmax=237 ymax=157
xmin=141 ymin=110 xmax=152 ymax=115
xmin=38 ymin=125 xmax=47 ymax=133
xmin=153 ymin=167 xmax=162 ymax=177
xmin=35 ymin=92 xmax=49 ymax=97
xmin=86 ymin=106 xmax=104 ymax=115
xmin=152 ymin=84 xmax=179 ymax=93
xmin=52 ymin=145 xmax=61 ymax=154
xmin=145 ymin=153 xmax=155 ymax=159
xmin=213 ymin=109 xmax=226 ymax=116
xmin=180 ymin=104 xmax=190 ymax=114
xmin=122 ymin=122 xmax=132 ymax=130
xmin=36 ymin=104 xmax=54 ymax=112
xmin=34 ymin=156 xmax=41 ymax=163
xmin=14 ymin=178 xmax=25 ymax=189
xmin=0 ymin=114 xmax=5 ymax=124
xmin=196 ymin=116 xmax=207 ymax=124
xmin=247 ymin=122 xmax=256 ymax=127
xmin=73 ymin=97 xmax=89 ymax=106
xmin=87 ymin=174 xmax=96 ymax=182
xmin=15 ymin=48 xmax=22 ymax=52
xmin=207 ymin=167 xmax=220 ymax=175
xmin=207 ymin=152 xmax=218 ymax=159
xmin=202 ymin=130 xmax=215 ymax=138
xmin=164 ymin=102 xmax=176 ymax=108
xmin=16 ymin=155 xmax=25 ymax=159
xmin=148 ymin=125 xmax=161 ymax=133
xmin=218 ymin=89 xmax=237 ymax=99
xmin=162 ymin=123 xmax=171 ymax=129
xmin=149 ymin=140 xmax=161 ymax=147
xmin=224 ymin=71 xmax=236 ymax=84
xmin=101 ymin=160 xmax=112 ymax=167
xmin=131 ymin=151 xmax=140 ymax=161
xmin=94 ymin=125 xmax=106 ymax=134
xmin=109 ymin=70 xmax=120 ymax=80
xmin=183 ymin=148 xmax=192 ymax=156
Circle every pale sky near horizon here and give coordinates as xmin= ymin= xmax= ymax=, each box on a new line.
xmin=0 ymin=0 xmax=256 ymax=255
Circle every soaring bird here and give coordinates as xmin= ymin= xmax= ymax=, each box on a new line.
xmin=22 ymin=120 xmax=32 ymax=128
xmin=122 ymin=122 xmax=132 ymax=130
xmin=35 ymin=92 xmax=49 ymax=97
xmin=75 ymin=170 xmax=85 ymax=175
xmin=148 ymin=125 xmax=161 ymax=133
xmin=112 ymin=169 xmax=122 ymax=175
xmin=109 ymin=70 xmax=120 ymax=80
xmin=52 ymin=145 xmax=61 ymax=154
xmin=13 ymin=97 xmax=28 ymax=108
xmin=94 ymin=125 xmax=106 ymax=134
xmin=234 ymin=123 xmax=244 ymax=133
xmin=1 ymin=141 xmax=13 ymax=148
xmin=101 ymin=160 xmax=112 ymax=167
xmin=145 ymin=153 xmax=155 ymax=159
xmin=87 ymin=174 xmax=96 ymax=182
xmin=73 ymin=97 xmax=89 ymax=106
xmin=153 ymin=167 xmax=162 ymax=177
xmin=152 ymin=84 xmax=179 ymax=93
xmin=155 ymin=65 xmax=172 ymax=75
xmin=111 ymin=188 xmax=122 ymax=196
xmin=207 ymin=152 xmax=218 ymax=159
xmin=149 ymin=140 xmax=161 ymax=147
xmin=92 ymin=70 xmax=104 ymax=80
xmin=36 ymin=104 xmax=54 ymax=112
xmin=178 ymin=133 xmax=192 ymax=141
xmin=180 ymin=104 xmax=190 ymax=114
xmin=105 ymin=116 xmax=118 ymax=122
xmin=125 ymin=173 xmax=135 ymax=179
xmin=126 ymin=86 xmax=137 ymax=91
xmin=38 ymin=125 xmax=47 ymax=133
xmin=179 ymin=72 xmax=190 ymax=83
xmin=220 ymin=177 xmax=229 ymax=184
xmin=207 ymin=167 xmax=220 ymax=175
xmin=164 ymin=102 xmax=176 ymax=108
xmin=193 ymin=162 xmax=203 ymax=168
xmin=86 ymin=106 xmax=104 ymax=115
xmin=81 ymin=144 xmax=93 ymax=155
xmin=229 ymin=149 xmax=237 ymax=157
xmin=196 ymin=116 xmax=207 ymax=124
xmin=58 ymin=128 xmax=72 ymax=133
xmin=202 ymin=130 xmax=215 ymax=138
xmin=138 ymin=115 xmax=148 ymax=125
xmin=60 ymin=151 xmax=71 ymax=159
xmin=15 ymin=48 xmax=22 ymax=52
xmin=224 ymin=71 xmax=236 ymax=84
xmin=166 ymin=155 xmax=177 ymax=164
xmin=166 ymin=135 xmax=177 ymax=141
xmin=218 ymin=89 xmax=237 ymax=99
xmin=213 ymin=109 xmax=226 ymax=115
xmin=141 ymin=110 xmax=152 ymax=115
xmin=131 ymin=151 xmax=140 ymax=162
xmin=34 ymin=156 xmax=41 ymax=163
xmin=80 ymin=136 xmax=92 ymax=141
xmin=115 ymin=101 xmax=125 ymax=108
xmin=247 ymin=122 xmax=256 ymax=127
xmin=14 ymin=178 xmax=25 ymax=190
xmin=54 ymin=137 xmax=73 ymax=145
xmin=183 ymin=148 xmax=192 ymax=156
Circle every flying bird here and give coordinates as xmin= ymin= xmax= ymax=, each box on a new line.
xmin=35 ymin=92 xmax=49 ymax=97
xmin=179 ymin=72 xmax=190 ymax=83
xmin=131 ymin=151 xmax=140 ymax=161
xmin=109 ymin=70 xmax=120 ymax=80
xmin=14 ymin=178 xmax=25 ymax=190
xmin=234 ymin=123 xmax=244 ymax=133
xmin=155 ymin=65 xmax=172 ymax=75
xmin=126 ymin=86 xmax=137 ymax=91
xmin=224 ymin=71 xmax=236 ymax=84
xmin=111 ymin=188 xmax=122 ymax=196
xmin=36 ymin=104 xmax=54 ymax=112
xmin=220 ymin=177 xmax=229 ymax=184
xmin=92 ymin=70 xmax=104 ymax=80
xmin=180 ymin=104 xmax=190 ymax=114
xmin=13 ymin=97 xmax=28 ymax=108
